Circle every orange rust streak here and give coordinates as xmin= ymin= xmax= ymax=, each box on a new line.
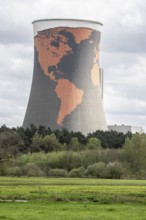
xmin=55 ymin=79 xmax=84 ymax=125
xmin=66 ymin=28 xmax=93 ymax=44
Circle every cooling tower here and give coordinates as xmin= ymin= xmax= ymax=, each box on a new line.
xmin=23 ymin=19 xmax=107 ymax=134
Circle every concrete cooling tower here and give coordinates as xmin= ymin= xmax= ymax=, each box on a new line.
xmin=23 ymin=19 xmax=107 ymax=134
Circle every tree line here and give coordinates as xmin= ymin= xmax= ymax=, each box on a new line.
xmin=1 ymin=124 xmax=146 ymax=179
xmin=0 ymin=124 xmax=132 ymax=155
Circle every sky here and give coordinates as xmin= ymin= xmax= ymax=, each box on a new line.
xmin=0 ymin=0 xmax=146 ymax=131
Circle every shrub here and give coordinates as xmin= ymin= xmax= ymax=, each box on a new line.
xmin=80 ymin=150 xmax=102 ymax=168
xmin=102 ymin=148 xmax=122 ymax=163
xmin=106 ymin=161 xmax=125 ymax=179
xmin=68 ymin=137 xmax=81 ymax=151
xmin=68 ymin=167 xmax=85 ymax=177
xmin=22 ymin=162 xmax=44 ymax=177
xmin=84 ymin=162 xmax=106 ymax=178
xmin=122 ymin=134 xmax=146 ymax=177
xmin=0 ymin=163 xmax=8 ymax=176
xmin=58 ymin=151 xmax=82 ymax=171
xmin=31 ymin=132 xmax=43 ymax=152
xmin=48 ymin=168 xmax=67 ymax=177
xmin=0 ymin=130 xmax=24 ymax=156
xmin=16 ymin=153 xmax=32 ymax=166
xmin=7 ymin=166 xmax=22 ymax=176
xmin=46 ymin=151 xmax=66 ymax=169
xmin=86 ymin=137 xmax=101 ymax=150
xmin=42 ymin=134 xmax=62 ymax=152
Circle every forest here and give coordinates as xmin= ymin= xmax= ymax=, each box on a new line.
xmin=0 ymin=124 xmax=146 ymax=179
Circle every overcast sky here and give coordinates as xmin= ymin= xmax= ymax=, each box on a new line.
xmin=0 ymin=0 xmax=146 ymax=131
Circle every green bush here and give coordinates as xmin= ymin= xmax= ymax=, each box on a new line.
xmin=101 ymin=148 xmax=122 ymax=163
xmin=84 ymin=162 xmax=106 ymax=178
xmin=68 ymin=137 xmax=81 ymax=151
xmin=106 ymin=161 xmax=125 ymax=179
xmin=48 ymin=168 xmax=67 ymax=177
xmin=57 ymin=151 xmax=82 ymax=171
xmin=4 ymin=149 xmax=133 ymax=179
xmin=42 ymin=134 xmax=62 ymax=152
xmin=86 ymin=137 xmax=101 ymax=150
xmin=122 ymin=134 xmax=146 ymax=178
xmin=16 ymin=153 xmax=32 ymax=166
xmin=80 ymin=150 xmax=102 ymax=168
xmin=68 ymin=167 xmax=85 ymax=177
xmin=0 ymin=163 xmax=8 ymax=176
xmin=22 ymin=162 xmax=45 ymax=177
xmin=0 ymin=130 xmax=24 ymax=156
xmin=7 ymin=166 xmax=22 ymax=176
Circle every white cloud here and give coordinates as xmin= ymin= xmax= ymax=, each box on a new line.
xmin=103 ymin=54 xmax=146 ymax=131
xmin=0 ymin=0 xmax=146 ymax=132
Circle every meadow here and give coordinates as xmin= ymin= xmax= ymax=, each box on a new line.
xmin=0 ymin=177 xmax=146 ymax=219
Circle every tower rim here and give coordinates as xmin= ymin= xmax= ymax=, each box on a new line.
xmin=32 ymin=18 xmax=103 ymax=26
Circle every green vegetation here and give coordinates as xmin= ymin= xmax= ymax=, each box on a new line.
xmin=1 ymin=177 xmax=146 ymax=220
xmin=1 ymin=202 xmax=146 ymax=220
xmin=0 ymin=124 xmax=132 ymax=152
xmin=1 ymin=177 xmax=146 ymax=203
xmin=1 ymin=125 xmax=146 ymax=219
xmin=0 ymin=125 xmax=146 ymax=179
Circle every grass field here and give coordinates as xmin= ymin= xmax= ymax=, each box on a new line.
xmin=0 ymin=177 xmax=146 ymax=219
